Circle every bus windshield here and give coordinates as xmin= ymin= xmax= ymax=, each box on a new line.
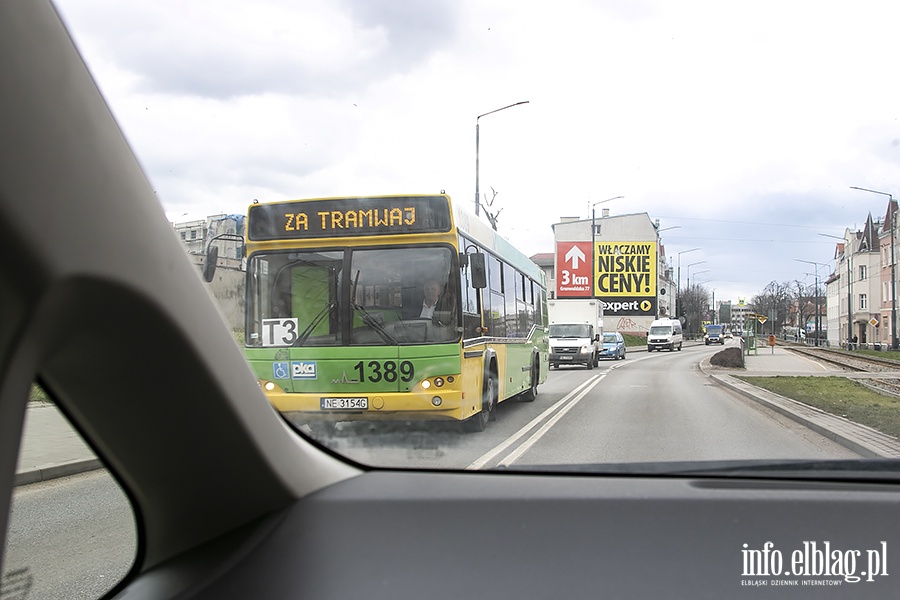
xmin=246 ymin=246 xmax=460 ymax=347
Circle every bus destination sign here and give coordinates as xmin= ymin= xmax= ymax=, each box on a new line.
xmin=248 ymin=196 xmax=453 ymax=241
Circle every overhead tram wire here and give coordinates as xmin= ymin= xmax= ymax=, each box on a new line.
xmin=662 ymin=235 xmax=838 ymax=244
xmin=655 ymin=214 xmax=849 ymax=231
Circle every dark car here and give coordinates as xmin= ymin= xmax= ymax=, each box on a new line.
xmin=600 ymin=332 xmax=626 ymax=360
xmin=704 ymin=324 xmax=725 ymax=345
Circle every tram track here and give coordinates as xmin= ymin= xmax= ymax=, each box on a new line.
xmin=787 ymin=345 xmax=900 ymax=398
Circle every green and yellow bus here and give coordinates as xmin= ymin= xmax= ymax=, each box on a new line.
xmin=241 ymin=194 xmax=548 ymax=432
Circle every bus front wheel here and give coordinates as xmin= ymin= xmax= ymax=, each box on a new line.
xmin=464 ymin=371 xmax=496 ymax=432
xmin=519 ymin=358 xmax=539 ymax=402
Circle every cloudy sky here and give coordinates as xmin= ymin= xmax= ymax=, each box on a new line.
xmin=52 ymin=0 xmax=900 ymax=303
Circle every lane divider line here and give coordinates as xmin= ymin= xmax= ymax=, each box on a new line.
xmin=466 ymin=374 xmax=603 ymax=470
xmin=499 ymin=373 xmax=607 ymax=467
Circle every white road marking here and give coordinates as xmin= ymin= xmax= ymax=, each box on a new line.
xmin=467 ymin=374 xmax=604 ymax=470
xmin=498 ymin=373 xmax=607 ymax=467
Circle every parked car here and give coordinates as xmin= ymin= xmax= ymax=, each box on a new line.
xmin=600 ymin=332 xmax=626 ymax=360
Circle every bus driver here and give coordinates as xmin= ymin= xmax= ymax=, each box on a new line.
xmin=419 ymin=279 xmax=442 ymax=318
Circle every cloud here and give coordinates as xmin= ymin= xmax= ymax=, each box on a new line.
xmin=56 ymin=0 xmax=461 ymax=99
xmin=50 ymin=0 xmax=900 ymax=304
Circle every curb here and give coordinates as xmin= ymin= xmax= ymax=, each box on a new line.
xmin=701 ymin=358 xmax=900 ymax=458
xmin=14 ymin=458 xmax=103 ymax=487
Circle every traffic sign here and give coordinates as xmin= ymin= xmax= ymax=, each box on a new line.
xmin=555 ymin=242 xmax=592 ymax=297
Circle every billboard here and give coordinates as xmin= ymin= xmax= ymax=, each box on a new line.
xmin=555 ymin=242 xmax=593 ymax=297
xmin=594 ymin=241 xmax=657 ymax=317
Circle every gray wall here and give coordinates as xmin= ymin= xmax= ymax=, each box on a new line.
xmin=189 ymin=254 xmax=245 ymax=332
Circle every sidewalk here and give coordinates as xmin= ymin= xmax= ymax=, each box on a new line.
xmin=703 ymin=345 xmax=900 ymax=458
xmin=14 ymin=402 xmax=101 ymax=486
xmin=742 ymin=343 xmax=845 ymax=374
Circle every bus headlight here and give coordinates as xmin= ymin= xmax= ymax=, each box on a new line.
xmin=264 ymin=381 xmax=277 ymax=392
xmin=431 ymin=396 xmax=442 ymax=407
xmin=434 ymin=377 xmax=444 ymax=387
xmin=421 ymin=380 xmax=431 ymax=390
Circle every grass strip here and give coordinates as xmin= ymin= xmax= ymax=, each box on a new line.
xmin=29 ymin=383 xmax=51 ymax=403
xmin=734 ymin=376 xmax=900 ymax=439
xmin=623 ymin=334 xmax=646 ymax=347
xmin=849 ymin=348 xmax=900 ymax=363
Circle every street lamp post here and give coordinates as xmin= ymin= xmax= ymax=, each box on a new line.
xmin=676 ymin=248 xmax=701 ymax=321
xmin=851 ymin=186 xmax=897 ymax=350
xmin=590 ymin=196 xmax=624 ymax=300
xmin=795 ymin=259 xmax=825 ymax=347
xmin=475 ymin=101 xmax=529 ymax=217
xmin=686 ymin=262 xmax=708 ymax=289
xmin=656 ymin=226 xmax=680 ymax=317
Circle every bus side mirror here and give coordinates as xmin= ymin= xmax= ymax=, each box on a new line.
xmin=459 ymin=252 xmax=468 ymax=268
xmin=470 ymin=253 xmax=487 ymax=289
xmin=202 ymin=245 xmax=219 ymax=283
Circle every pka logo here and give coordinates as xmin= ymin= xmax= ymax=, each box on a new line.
xmin=292 ymin=361 xmax=316 ymax=379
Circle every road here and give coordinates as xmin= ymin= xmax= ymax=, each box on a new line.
xmin=4 ymin=342 xmax=859 ymax=598
xmin=3 ymin=469 xmax=136 ymax=600
xmin=309 ymin=341 xmax=858 ymax=468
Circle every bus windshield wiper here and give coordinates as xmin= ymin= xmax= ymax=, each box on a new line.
xmin=352 ymin=302 xmax=399 ymax=345
xmin=293 ymin=301 xmax=335 ymax=347
xmin=347 ymin=268 xmax=398 ymax=345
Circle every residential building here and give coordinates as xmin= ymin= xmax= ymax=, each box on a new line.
xmin=731 ymin=301 xmax=751 ymax=333
xmin=826 ymin=215 xmax=883 ymax=348
xmin=878 ymin=199 xmax=899 ymax=349
xmin=546 ymin=211 xmax=676 ymax=335
xmin=825 ymin=269 xmax=841 ymax=346
xmin=529 ymin=253 xmax=555 ymax=297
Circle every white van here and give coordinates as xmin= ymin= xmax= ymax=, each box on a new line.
xmin=647 ymin=318 xmax=683 ymax=352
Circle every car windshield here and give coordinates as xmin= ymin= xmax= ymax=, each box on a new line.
xmin=46 ymin=0 xmax=900 ymax=477
xmin=550 ymin=325 xmax=592 ymax=338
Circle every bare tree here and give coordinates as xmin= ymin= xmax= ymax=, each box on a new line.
xmin=676 ymin=282 xmax=711 ymax=337
xmin=792 ymin=279 xmax=821 ymax=333
xmin=750 ymin=281 xmax=793 ymax=334
xmin=482 ymin=187 xmax=502 ymax=231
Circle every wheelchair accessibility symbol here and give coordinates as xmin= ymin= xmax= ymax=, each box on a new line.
xmin=273 ymin=362 xmax=289 ymax=380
